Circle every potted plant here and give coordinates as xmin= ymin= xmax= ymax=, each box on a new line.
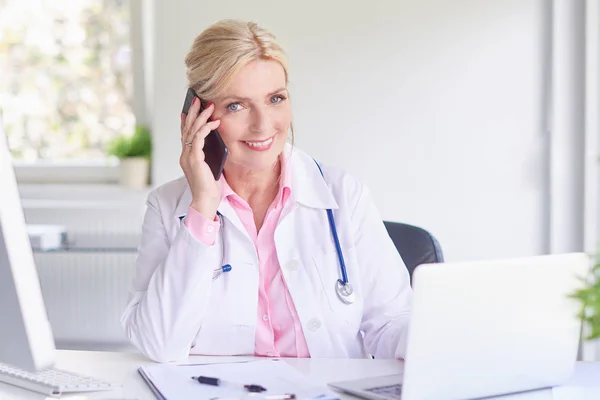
xmin=572 ymin=254 xmax=600 ymax=341
xmin=106 ymin=124 xmax=152 ymax=189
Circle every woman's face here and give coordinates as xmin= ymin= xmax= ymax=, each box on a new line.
xmin=211 ymin=59 xmax=291 ymax=173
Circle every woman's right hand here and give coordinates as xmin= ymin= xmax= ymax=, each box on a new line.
xmin=179 ymin=97 xmax=223 ymax=220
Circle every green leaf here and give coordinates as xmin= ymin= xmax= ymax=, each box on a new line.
xmin=105 ymin=124 xmax=152 ymax=159
xmin=572 ymin=256 xmax=600 ymax=340
xmin=128 ymin=124 xmax=152 ymax=158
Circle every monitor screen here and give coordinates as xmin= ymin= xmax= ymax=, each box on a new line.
xmin=0 ymin=122 xmax=56 ymax=371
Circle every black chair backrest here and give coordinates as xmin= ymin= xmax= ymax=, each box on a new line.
xmin=383 ymin=221 xmax=444 ymax=283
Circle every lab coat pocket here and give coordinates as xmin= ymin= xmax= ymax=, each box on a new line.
xmin=311 ymin=246 xmax=362 ymax=329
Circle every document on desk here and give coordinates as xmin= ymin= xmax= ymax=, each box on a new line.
xmin=138 ymin=359 xmax=341 ymax=400
xmin=558 ymin=362 xmax=600 ymax=387
xmin=552 ymin=362 xmax=600 ymax=400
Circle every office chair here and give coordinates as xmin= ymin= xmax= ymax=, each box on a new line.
xmin=383 ymin=221 xmax=444 ymax=283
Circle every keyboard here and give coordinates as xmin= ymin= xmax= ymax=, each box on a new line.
xmin=0 ymin=362 xmax=114 ymax=397
xmin=365 ymin=383 xmax=403 ymax=399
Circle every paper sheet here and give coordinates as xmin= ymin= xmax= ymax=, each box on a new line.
xmin=551 ymin=363 xmax=600 ymax=400
xmin=139 ymin=359 xmax=340 ymax=400
xmin=558 ymin=362 xmax=600 ymax=387
xmin=552 ymin=387 xmax=600 ymax=400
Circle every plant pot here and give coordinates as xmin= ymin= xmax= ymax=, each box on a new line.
xmin=119 ymin=157 xmax=149 ymax=189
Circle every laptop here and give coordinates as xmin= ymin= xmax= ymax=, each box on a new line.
xmin=328 ymin=253 xmax=589 ymax=400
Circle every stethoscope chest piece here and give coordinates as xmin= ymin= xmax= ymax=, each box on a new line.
xmin=335 ymin=280 xmax=356 ymax=305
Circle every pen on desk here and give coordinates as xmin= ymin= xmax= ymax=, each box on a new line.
xmin=192 ymin=375 xmax=267 ymax=393
xmin=209 ymin=394 xmax=296 ymax=400
xmin=260 ymin=394 xmax=296 ymax=399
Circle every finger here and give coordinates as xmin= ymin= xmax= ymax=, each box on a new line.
xmin=181 ymin=116 xmax=186 ymax=148
xmin=184 ymin=97 xmax=202 ymax=133
xmin=181 ymin=122 xmax=194 ymax=155
xmin=187 ymin=119 xmax=221 ymax=152
xmin=184 ymin=101 xmax=213 ymax=145
xmin=185 ymin=119 xmax=220 ymax=154
xmin=188 ymin=102 xmax=215 ymax=140
xmin=181 ymin=132 xmax=189 ymax=153
xmin=189 ymin=133 xmax=206 ymax=163
xmin=182 ymin=128 xmax=194 ymax=155
xmin=196 ymin=119 xmax=221 ymax=141
xmin=181 ymin=112 xmax=190 ymax=150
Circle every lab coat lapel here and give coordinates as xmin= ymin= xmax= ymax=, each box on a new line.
xmin=275 ymin=206 xmax=336 ymax=358
xmin=286 ymin=145 xmax=339 ymax=210
xmin=274 ymin=146 xmax=340 ymax=357
xmin=216 ymin=200 xmax=249 ymax=241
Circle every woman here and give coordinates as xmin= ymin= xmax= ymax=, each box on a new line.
xmin=121 ymin=19 xmax=412 ymax=363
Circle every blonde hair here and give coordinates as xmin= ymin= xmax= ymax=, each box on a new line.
xmin=184 ymin=19 xmax=294 ymax=143
xmin=184 ymin=19 xmax=289 ymax=101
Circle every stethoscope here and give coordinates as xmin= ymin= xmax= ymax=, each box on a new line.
xmin=188 ymin=159 xmax=355 ymax=305
xmin=312 ymin=160 xmax=355 ymax=305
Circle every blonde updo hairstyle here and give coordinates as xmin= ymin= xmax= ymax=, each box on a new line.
xmin=184 ymin=19 xmax=293 ymax=140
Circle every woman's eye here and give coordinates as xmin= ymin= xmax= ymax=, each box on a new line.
xmin=227 ymin=103 xmax=242 ymax=112
xmin=270 ymin=95 xmax=285 ymax=104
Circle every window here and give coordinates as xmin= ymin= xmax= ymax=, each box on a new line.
xmin=0 ymin=0 xmax=133 ymax=163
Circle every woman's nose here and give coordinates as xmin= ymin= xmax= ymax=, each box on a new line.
xmin=249 ymin=106 xmax=271 ymax=134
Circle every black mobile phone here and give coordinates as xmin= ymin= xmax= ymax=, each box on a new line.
xmin=182 ymin=88 xmax=228 ymax=181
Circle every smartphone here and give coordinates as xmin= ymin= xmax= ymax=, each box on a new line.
xmin=182 ymin=87 xmax=228 ymax=181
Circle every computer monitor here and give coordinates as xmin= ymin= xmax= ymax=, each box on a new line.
xmin=0 ymin=124 xmax=56 ymax=372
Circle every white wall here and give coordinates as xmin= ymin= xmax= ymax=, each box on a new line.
xmin=149 ymin=0 xmax=548 ymax=261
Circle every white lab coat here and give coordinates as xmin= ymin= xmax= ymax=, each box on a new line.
xmin=121 ymin=144 xmax=413 ymax=362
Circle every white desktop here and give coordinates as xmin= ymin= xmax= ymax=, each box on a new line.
xmin=0 ymin=124 xmax=114 ymax=396
xmin=0 ymin=123 xmax=595 ymax=400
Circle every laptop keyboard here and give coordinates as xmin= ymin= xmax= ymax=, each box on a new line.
xmin=365 ymin=384 xmax=403 ymax=399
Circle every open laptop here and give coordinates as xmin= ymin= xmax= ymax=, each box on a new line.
xmin=328 ymin=253 xmax=589 ymax=400
xmin=0 ymin=123 xmax=114 ymax=396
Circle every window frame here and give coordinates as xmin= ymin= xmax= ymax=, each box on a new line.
xmin=9 ymin=0 xmax=147 ymax=185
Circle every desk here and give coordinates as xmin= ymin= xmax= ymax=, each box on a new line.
xmin=0 ymin=351 xmax=598 ymax=400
